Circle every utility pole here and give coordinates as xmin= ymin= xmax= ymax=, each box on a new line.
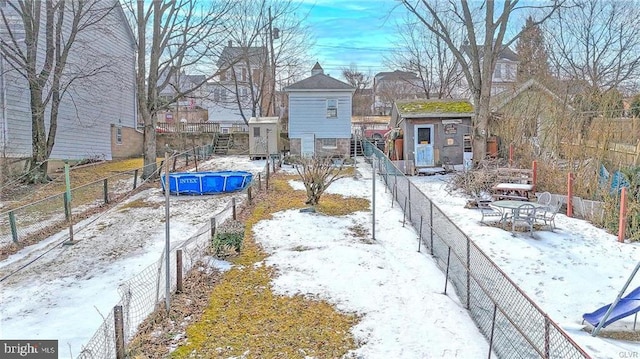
xmin=267 ymin=7 xmax=278 ymax=117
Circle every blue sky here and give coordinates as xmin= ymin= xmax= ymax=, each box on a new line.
xmin=297 ymin=0 xmax=405 ymax=78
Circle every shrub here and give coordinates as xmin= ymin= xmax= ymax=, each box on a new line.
xmin=212 ymin=220 xmax=244 ymax=257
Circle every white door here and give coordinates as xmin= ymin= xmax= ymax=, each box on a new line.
xmin=301 ymin=133 xmax=315 ymax=157
xmin=414 ymin=125 xmax=434 ymax=167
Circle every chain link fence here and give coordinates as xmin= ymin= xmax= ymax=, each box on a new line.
xmin=76 ymin=161 xmax=270 ymax=359
xmin=363 ymin=140 xmax=590 ymax=359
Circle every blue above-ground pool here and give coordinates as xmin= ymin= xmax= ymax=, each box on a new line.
xmin=161 ymin=171 xmax=253 ymax=195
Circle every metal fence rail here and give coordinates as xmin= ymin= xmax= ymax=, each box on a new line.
xmin=364 ymin=140 xmax=590 ymax=359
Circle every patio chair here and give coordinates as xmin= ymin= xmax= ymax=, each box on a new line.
xmin=537 ymin=192 xmax=552 ymax=206
xmin=475 ymin=195 xmax=503 ymax=224
xmin=535 ymin=199 xmax=561 ymax=231
xmin=511 ymin=203 xmax=537 ymax=237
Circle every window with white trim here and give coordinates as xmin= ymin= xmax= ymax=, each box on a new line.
xmin=116 ymin=126 xmax=122 ymax=144
xmin=320 ymin=138 xmax=337 ymax=148
xmin=326 ymin=99 xmax=337 ymax=118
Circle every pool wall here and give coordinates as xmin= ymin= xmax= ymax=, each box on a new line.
xmin=161 ymin=171 xmax=253 ymax=195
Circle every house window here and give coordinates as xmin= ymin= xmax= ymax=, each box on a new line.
xmin=116 ymin=126 xmax=122 ymax=144
xmin=220 ymin=71 xmax=226 ymax=81
xmin=220 ymin=89 xmax=227 ymax=102
xmin=222 ymin=128 xmax=229 ymax=134
xmin=326 ymin=99 xmax=338 ymax=118
xmin=242 ymin=68 xmax=247 ymax=81
xmin=241 ymin=88 xmax=248 ymax=99
xmin=253 ymin=126 xmax=261 ymax=137
xmin=320 ymin=138 xmax=337 ymax=148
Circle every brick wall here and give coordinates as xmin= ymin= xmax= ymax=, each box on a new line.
xmin=111 ymin=125 xmax=144 ymax=159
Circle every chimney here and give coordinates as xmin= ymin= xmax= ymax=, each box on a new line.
xmin=311 ymin=62 xmax=323 ymax=76
xmin=228 ymin=40 xmax=232 ymax=47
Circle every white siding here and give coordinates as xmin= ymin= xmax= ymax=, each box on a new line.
xmin=288 ymin=91 xmax=352 ymax=139
xmin=1 ymin=1 xmax=136 ymax=161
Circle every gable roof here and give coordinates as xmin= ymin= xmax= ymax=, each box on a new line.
xmin=462 ymin=44 xmax=519 ymax=62
xmin=217 ymin=44 xmax=267 ymax=68
xmin=284 ymin=73 xmax=355 ymax=92
xmin=491 ymin=78 xmax=574 ymax=112
xmin=394 ymin=99 xmax=474 ymax=118
xmin=374 ymin=70 xmax=419 ymax=81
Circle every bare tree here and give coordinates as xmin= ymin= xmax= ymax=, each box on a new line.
xmin=123 ymin=0 xmax=233 ymax=179
xmin=398 ymin=0 xmax=562 ymax=162
xmin=546 ymin=0 xmax=640 ymax=94
xmin=385 ymin=14 xmax=464 ymax=99
xmin=0 ymin=0 xmax=116 ymax=182
xmin=342 ymin=65 xmax=373 ymax=116
xmin=217 ymin=0 xmax=312 ymax=124
xmin=294 ymin=156 xmax=348 ymax=206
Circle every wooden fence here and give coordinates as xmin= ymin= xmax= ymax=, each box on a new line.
xmin=156 ymin=122 xmax=220 ymax=133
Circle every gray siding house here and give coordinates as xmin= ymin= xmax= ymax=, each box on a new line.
xmin=284 ymin=63 xmax=355 ymax=157
xmin=0 ymin=1 xmax=137 ymax=164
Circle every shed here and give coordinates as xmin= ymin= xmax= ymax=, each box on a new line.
xmin=389 ymin=99 xmax=474 ymax=169
xmin=249 ymin=117 xmax=280 ymax=159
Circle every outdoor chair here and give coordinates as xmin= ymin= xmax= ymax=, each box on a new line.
xmin=475 ymin=195 xmax=503 ymax=224
xmin=537 ymin=192 xmax=552 ymax=206
xmin=535 ymin=199 xmax=561 ymax=231
xmin=511 ymin=203 xmax=537 ymax=237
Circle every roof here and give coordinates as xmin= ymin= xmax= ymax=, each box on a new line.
xmin=395 ymin=99 xmax=474 ymax=118
xmin=284 ymin=73 xmax=355 ymax=92
xmin=312 ymin=62 xmax=323 ymax=71
xmin=351 ymin=116 xmax=390 ymax=124
xmin=462 ymin=44 xmax=519 ymax=62
xmin=490 ymin=79 xmax=575 ymax=112
xmin=217 ymin=45 xmax=267 ymax=68
xmin=374 ymin=70 xmax=419 ymax=81
xmin=249 ymin=116 xmax=279 ymax=124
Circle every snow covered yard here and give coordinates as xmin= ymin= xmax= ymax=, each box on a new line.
xmin=410 ymin=173 xmax=640 ymax=358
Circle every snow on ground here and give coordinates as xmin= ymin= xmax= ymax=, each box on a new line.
xmin=3 ymin=156 xmax=640 ymax=358
xmin=0 ymin=156 xmax=266 ymax=358
xmin=411 ymin=173 xmax=640 ymax=358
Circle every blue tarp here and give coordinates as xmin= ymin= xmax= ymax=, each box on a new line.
xmin=598 ymin=164 xmax=629 ymax=194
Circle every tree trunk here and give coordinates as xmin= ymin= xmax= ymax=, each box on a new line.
xmin=29 ymin=81 xmax=48 ymax=183
xmin=142 ymin=112 xmax=157 ymax=179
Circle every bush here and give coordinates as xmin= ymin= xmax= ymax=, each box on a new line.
xmin=212 ymin=220 xmax=244 ymax=257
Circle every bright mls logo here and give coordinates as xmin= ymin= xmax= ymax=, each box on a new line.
xmin=1 ymin=340 xmax=57 ymax=358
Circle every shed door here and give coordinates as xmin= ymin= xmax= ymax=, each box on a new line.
xmin=414 ymin=125 xmax=434 ymax=167
xmin=301 ymin=133 xmax=315 ymax=157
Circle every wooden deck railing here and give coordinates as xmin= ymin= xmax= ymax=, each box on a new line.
xmin=156 ymin=122 xmax=220 ymax=133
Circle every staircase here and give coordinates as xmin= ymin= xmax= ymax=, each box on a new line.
xmin=350 ymin=138 xmax=365 ymax=156
xmin=213 ymin=133 xmax=231 ymax=155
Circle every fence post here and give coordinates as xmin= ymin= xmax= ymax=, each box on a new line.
xmin=402 ymin=198 xmax=407 ymax=227
xmin=9 ymin=211 xmax=18 ymax=243
xmin=266 ymin=163 xmax=270 ymax=190
xmin=429 ymin=202 xmax=434 ymax=256
xmin=532 ymin=160 xmax=538 ymax=191
xmin=417 ymin=216 xmax=423 ymax=252
xmin=172 ymin=156 xmax=177 ymax=171
xmin=103 ymin=179 xmax=109 ymax=204
xmin=466 ymin=236 xmax=471 ymax=310
xmin=133 ymin=169 xmax=138 ymax=189
xmin=372 ymin=157 xmax=376 ymax=241
xmin=444 ymin=246 xmax=451 ymax=294
xmin=544 ymin=316 xmax=550 ymax=358
xmin=509 ymin=143 xmax=514 ymax=167
xmin=407 ymin=181 xmax=412 ymax=222
xmin=114 ymin=305 xmax=125 ymax=359
xmin=232 ymin=197 xmax=237 ymax=220
xmin=185 ymin=153 xmax=189 ymax=166
xmin=258 ymin=173 xmax=262 ymax=191
xmin=619 ymin=187 xmax=628 ymax=243
xmin=210 ymin=217 xmax=216 ymax=239
xmin=248 ymin=186 xmax=252 ymax=204
xmin=488 ymin=304 xmax=497 ymax=359
xmin=272 ymin=156 xmax=276 ymax=173
xmin=176 ymin=249 xmax=183 ymax=293
xmin=63 ymin=193 xmax=70 ymax=221
xmin=567 ymin=173 xmax=573 ymax=217
xmin=193 ymin=146 xmax=198 ymax=172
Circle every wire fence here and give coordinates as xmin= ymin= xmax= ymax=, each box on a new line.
xmin=363 ymin=140 xmax=591 ymax=359
xmin=76 ymin=161 xmax=271 ymax=359
xmin=0 ymin=145 xmax=218 ymax=249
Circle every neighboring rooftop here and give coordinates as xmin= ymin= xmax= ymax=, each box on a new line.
xmin=395 ymin=99 xmax=474 ymax=117
xmin=285 ymin=63 xmax=355 ymax=92
xmin=217 ymin=41 xmax=267 ymax=68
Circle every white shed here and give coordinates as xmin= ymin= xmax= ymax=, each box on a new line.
xmin=249 ymin=117 xmax=280 ymax=159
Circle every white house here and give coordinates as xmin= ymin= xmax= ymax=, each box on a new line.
xmin=373 ymin=70 xmax=424 ymax=115
xmin=284 ymin=63 xmax=355 ymax=157
xmin=456 ymin=45 xmax=520 ymax=97
xmin=204 ymin=41 xmax=270 ymax=131
xmin=0 ymin=1 xmax=137 ymax=164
